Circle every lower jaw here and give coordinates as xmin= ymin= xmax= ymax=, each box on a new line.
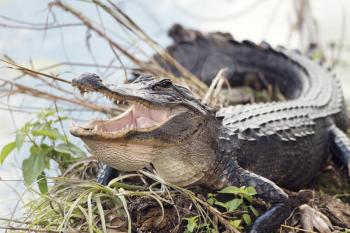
xmin=84 ymin=138 xmax=157 ymax=171
xmin=83 ymin=137 xmax=206 ymax=186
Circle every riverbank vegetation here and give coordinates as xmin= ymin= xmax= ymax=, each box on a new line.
xmin=0 ymin=1 xmax=349 ymax=232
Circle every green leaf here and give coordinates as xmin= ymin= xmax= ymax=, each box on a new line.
xmin=37 ymin=109 xmax=55 ymax=119
xmin=207 ymin=193 xmax=217 ymax=205
xmin=207 ymin=197 xmax=215 ymax=205
xmin=245 ymin=186 xmax=257 ymax=196
xmin=22 ymin=146 xmax=46 ymax=186
xmin=23 ymin=121 xmax=33 ymax=132
xmin=249 ymin=205 xmax=259 ymax=216
xmin=242 ymin=214 xmax=251 ymax=225
xmin=226 ymin=198 xmax=243 ymax=212
xmin=218 ymin=186 xmax=241 ymax=194
xmin=31 ymin=128 xmax=65 ymax=141
xmin=241 ymin=193 xmax=253 ymax=203
xmin=55 ymin=143 xmax=86 ymax=157
xmin=230 ymin=219 xmax=241 ymax=228
xmin=31 ymin=122 xmax=44 ymax=130
xmin=0 ymin=141 xmax=16 ymax=164
xmin=16 ymin=131 xmax=26 ymax=151
xmin=184 ymin=216 xmax=198 ymax=232
xmin=37 ymin=172 xmax=48 ymax=194
xmin=240 ymin=186 xmax=246 ymax=191
xmin=213 ymin=200 xmax=228 ymax=210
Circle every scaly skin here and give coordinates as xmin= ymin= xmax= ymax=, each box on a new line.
xmin=70 ymin=25 xmax=350 ymax=232
xmin=156 ymin=25 xmax=349 ymax=189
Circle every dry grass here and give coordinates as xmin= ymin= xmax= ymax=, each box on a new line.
xmin=0 ymin=161 xmax=243 ymax=233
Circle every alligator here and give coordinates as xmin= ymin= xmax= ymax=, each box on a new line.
xmin=70 ymin=25 xmax=350 ymax=233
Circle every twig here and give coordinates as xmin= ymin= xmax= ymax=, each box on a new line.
xmin=52 ymin=0 xmax=208 ymax=96
xmin=1 ymin=79 xmax=121 ymax=114
xmin=0 ymin=22 xmax=83 ymax=30
xmin=101 ymin=0 xmax=208 ymax=92
xmin=51 ymin=0 xmax=151 ymax=73
xmin=36 ymin=61 xmax=130 ymax=71
xmin=0 ymin=218 xmax=32 ymax=225
xmin=202 ymin=68 xmax=229 ymax=105
xmin=0 ymin=58 xmax=71 ymax=84
xmin=280 ymin=224 xmax=316 ymax=233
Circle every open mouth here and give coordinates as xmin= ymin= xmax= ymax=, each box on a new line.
xmin=70 ymin=103 xmax=171 ymax=139
xmin=69 ymin=73 xmax=191 ymax=139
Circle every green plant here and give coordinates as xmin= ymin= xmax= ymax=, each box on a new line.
xmin=183 ymin=216 xmax=214 ymax=233
xmin=183 ymin=186 xmax=259 ymax=232
xmin=0 ymin=109 xmax=86 ymax=193
xmin=207 ymin=186 xmax=259 ymax=230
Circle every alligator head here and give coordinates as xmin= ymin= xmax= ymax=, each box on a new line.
xmin=70 ymin=73 xmax=218 ymax=186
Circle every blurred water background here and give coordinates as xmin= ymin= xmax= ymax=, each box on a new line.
xmin=0 ymin=0 xmax=349 ymax=224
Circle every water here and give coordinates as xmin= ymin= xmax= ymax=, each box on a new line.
xmin=0 ymin=0 xmax=349 ymax=224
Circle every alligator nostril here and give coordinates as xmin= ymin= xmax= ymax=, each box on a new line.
xmin=74 ymin=73 xmax=103 ymax=86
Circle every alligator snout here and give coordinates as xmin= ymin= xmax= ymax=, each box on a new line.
xmin=72 ymin=73 xmax=105 ymax=93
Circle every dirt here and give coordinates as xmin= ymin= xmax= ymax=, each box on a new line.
xmin=128 ymin=196 xmax=193 ymax=232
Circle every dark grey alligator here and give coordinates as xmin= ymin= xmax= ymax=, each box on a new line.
xmin=70 ymin=25 xmax=350 ymax=233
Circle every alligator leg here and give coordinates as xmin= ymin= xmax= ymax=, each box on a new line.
xmin=227 ymin=164 xmax=292 ymax=233
xmin=329 ymin=126 xmax=350 ymax=176
xmin=96 ymin=164 xmax=118 ymax=185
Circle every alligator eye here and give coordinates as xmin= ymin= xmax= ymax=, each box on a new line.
xmin=158 ymin=79 xmax=172 ymax=88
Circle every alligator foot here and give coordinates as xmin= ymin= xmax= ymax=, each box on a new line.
xmin=249 ymin=202 xmax=291 ymax=233
xmin=96 ymin=164 xmax=119 ymax=185
xmin=329 ymin=126 xmax=350 ymax=177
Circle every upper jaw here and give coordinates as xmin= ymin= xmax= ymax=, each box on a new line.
xmin=72 ymin=73 xmax=168 ymax=109
xmin=70 ymin=103 xmax=188 ymax=140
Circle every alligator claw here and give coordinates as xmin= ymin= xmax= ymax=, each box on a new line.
xmin=299 ymin=204 xmax=333 ymax=233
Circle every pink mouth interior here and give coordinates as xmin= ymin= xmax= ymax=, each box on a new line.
xmin=96 ymin=104 xmax=170 ymax=132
